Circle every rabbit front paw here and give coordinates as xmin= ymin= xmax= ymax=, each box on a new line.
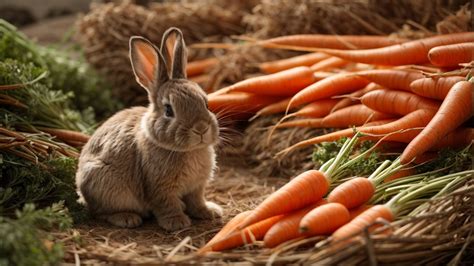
xmin=188 ymin=201 xmax=223 ymax=220
xmin=158 ymin=213 xmax=191 ymax=231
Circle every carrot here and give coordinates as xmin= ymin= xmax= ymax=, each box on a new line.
xmin=361 ymin=89 xmax=441 ymax=116
xmin=355 ymin=69 xmax=424 ymax=91
xmin=259 ymin=34 xmax=406 ymax=50
xmin=259 ymin=53 xmax=330 ymax=74
xmin=384 ymin=168 xmax=416 ymax=183
xmin=428 ymin=42 xmax=474 ymax=67
xmin=263 ymin=200 xmax=327 ymax=248
xmin=322 ymin=104 xmax=393 ymax=128
xmin=249 ymin=98 xmax=292 ymax=121
xmin=333 ymin=171 xmax=474 ymax=241
xmin=200 ymin=215 xmax=283 ymax=252
xmin=277 ymin=109 xmax=435 ymax=156
xmin=349 ymin=204 xmax=373 ymax=220
xmin=37 ymin=127 xmax=90 ymax=143
xmin=268 ymin=99 xmax=339 ymax=138
xmin=282 ymin=99 xmax=339 ymax=121
xmin=275 ymin=118 xmax=323 ymax=129
xmin=327 ymin=177 xmax=375 ymax=209
xmin=287 ymin=73 xmax=369 ymax=111
xmin=328 ymin=158 xmax=404 ymax=209
xmin=299 ymin=203 xmax=350 ymax=236
xmin=189 ymin=73 xmax=210 ymax=84
xmin=410 ymin=76 xmax=465 ymax=100
xmin=237 ymin=170 xmax=329 ymax=230
xmin=310 ymin=57 xmax=349 ymax=72
xmin=310 ymin=32 xmax=474 ymax=65
xmin=313 ymin=71 xmax=336 ymax=81
xmin=429 ymin=128 xmax=473 ymax=150
xmin=330 ymin=83 xmax=383 ymax=113
xmin=201 ymin=211 xmax=251 ymax=249
xmin=240 ymin=135 xmax=365 ymax=230
xmin=208 ymin=92 xmax=283 ymax=117
xmin=186 ymin=58 xmax=218 ymax=77
xmin=214 ymin=66 xmax=316 ymax=96
xmin=400 ymin=81 xmax=473 ymax=164
xmin=331 ymin=204 xmax=394 ymax=240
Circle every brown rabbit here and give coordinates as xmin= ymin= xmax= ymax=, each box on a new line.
xmin=75 ymin=28 xmax=222 ymax=230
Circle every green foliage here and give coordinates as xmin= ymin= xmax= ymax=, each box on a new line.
xmin=415 ymin=145 xmax=472 ymax=174
xmin=312 ymin=138 xmax=390 ymax=177
xmin=0 ymin=152 xmax=87 ymax=221
xmin=0 ymin=19 xmax=121 ymax=121
xmin=0 ymin=202 xmax=72 ymax=266
xmin=0 ymin=59 xmax=95 ymax=133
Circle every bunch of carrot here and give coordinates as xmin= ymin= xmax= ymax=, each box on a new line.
xmin=207 ymin=32 xmax=474 ymax=163
xmin=198 ymin=134 xmax=473 ymax=252
xmin=186 ymin=57 xmax=219 ymax=91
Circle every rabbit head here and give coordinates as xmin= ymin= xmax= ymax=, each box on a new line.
xmin=129 ymin=28 xmax=219 ymax=152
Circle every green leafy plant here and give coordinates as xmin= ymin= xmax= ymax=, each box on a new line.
xmin=0 ymin=202 xmax=72 ymax=266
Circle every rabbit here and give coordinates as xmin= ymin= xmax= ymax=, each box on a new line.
xmin=75 ymin=28 xmax=223 ymax=231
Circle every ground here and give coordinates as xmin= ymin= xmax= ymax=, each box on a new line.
xmin=54 ymin=159 xmax=288 ymax=264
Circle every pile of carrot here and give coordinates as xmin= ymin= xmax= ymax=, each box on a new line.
xmin=207 ymin=32 xmax=474 ymax=164
xmin=197 ymin=32 xmax=474 ymax=253
xmin=198 ymin=135 xmax=473 ymax=252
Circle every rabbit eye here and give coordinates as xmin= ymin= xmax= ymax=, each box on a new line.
xmin=164 ymin=104 xmax=174 ymax=118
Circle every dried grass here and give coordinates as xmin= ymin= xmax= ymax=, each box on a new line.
xmin=245 ymin=0 xmax=471 ymax=38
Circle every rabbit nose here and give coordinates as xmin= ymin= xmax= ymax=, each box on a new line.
xmin=192 ymin=121 xmax=209 ymax=135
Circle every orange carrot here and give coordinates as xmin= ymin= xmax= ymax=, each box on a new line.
xmin=313 ymin=71 xmax=336 ymax=81
xmin=276 ymin=119 xmax=395 ymax=155
xmin=310 ymin=32 xmax=474 ymax=65
xmin=259 ymin=34 xmax=406 ymax=50
xmin=430 ymin=128 xmax=474 ymax=150
xmin=259 ymin=53 xmax=330 ymax=74
xmin=332 ymin=205 xmax=394 ymax=241
xmin=349 ymin=204 xmax=373 ymax=220
xmin=322 ymin=104 xmax=394 ymax=128
xmin=37 ymin=127 xmax=90 ymax=143
xmin=186 ymin=58 xmax=218 ymax=77
xmin=428 ymin=42 xmax=474 ymax=67
xmin=361 ymin=89 xmax=440 ymax=116
xmin=355 ymin=69 xmax=424 ymax=91
xmin=202 ymin=211 xmax=251 ymax=249
xmin=410 ymin=76 xmax=465 ymax=100
xmin=189 ymin=73 xmax=210 ymax=84
xmin=263 ymin=200 xmax=327 ymax=248
xmin=299 ymin=203 xmax=350 ymax=236
xmin=327 ymin=177 xmax=375 ymax=209
xmin=250 ymin=98 xmax=293 ymax=121
xmin=268 ymin=99 xmax=339 ymax=137
xmin=287 ymin=73 xmax=369 ymax=111
xmin=237 ymin=170 xmax=330 ymax=230
xmin=200 ymin=215 xmax=283 ymax=252
xmin=214 ymin=66 xmax=316 ymax=96
xmin=310 ymin=57 xmax=349 ymax=72
xmin=277 ymin=109 xmax=435 ymax=156
xmin=330 ymin=83 xmax=383 ymax=113
xmin=208 ymin=92 xmax=283 ymax=117
xmin=284 ymin=99 xmax=339 ymax=120
xmin=400 ymin=81 xmax=473 ymax=164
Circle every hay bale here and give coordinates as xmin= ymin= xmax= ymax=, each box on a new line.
xmin=76 ymin=2 xmax=245 ymax=105
xmin=222 ymin=115 xmax=318 ymax=178
xmin=244 ymin=0 xmax=471 ymax=38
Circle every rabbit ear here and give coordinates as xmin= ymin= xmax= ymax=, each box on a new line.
xmin=129 ymin=36 xmax=169 ymax=95
xmin=160 ymin=27 xmax=187 ymax=79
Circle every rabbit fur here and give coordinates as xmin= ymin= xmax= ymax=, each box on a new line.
xmin=75 ymin=28 xmax=222 ymax=230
